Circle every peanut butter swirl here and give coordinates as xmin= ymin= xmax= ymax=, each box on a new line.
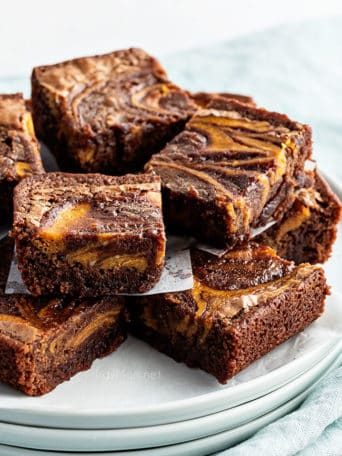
xmin=13 ymin=172 xmax=166 ymax=273
xmin=14 ymin=173 xmax=164 ymax=236
xmin=32 ymin=49 xmax=196 ymax=172
xmin=0 ymin=294 xmax=124 ymax=349
xmin=142 ymin=243 xmax=321 ymax=342
xmin=146 ymin=99 xmax=311 ymax=241
xmin=0 ymin=94 xmax=44 ymax=182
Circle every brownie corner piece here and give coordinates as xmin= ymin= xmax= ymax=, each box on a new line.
xmin=256 ymin=169 xmax=342 ymax=264
xmin=0 ymin=293 xmax=127 ymax=396
xmin=31 ymin=48 xmax=197 ymax=174
xmin=12 ymin=172 xmax=166 ymax=297
xmin=128 ymin=243 xmax=328 ymax=384
xmin=146 ymin=98 xmax=312 ymax=247
xmin=0 ymin=237 xmax=127 ymax=396
xmin=0 ymin=93 xmax=44 ymax=219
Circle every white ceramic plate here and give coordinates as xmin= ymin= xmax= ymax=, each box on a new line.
xmin=0 ymin=339 xmax=341 ymax=452
xmin=0 ymin=349 xmax=341 ymax=456
xmin=0 ymin=290 xmax=341 ymax=432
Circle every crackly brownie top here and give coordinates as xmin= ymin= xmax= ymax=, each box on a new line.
xmin=0 ymin=237 xmax=124 ymax=344
xmin=0 ymin=93 xmax=44 ymax=183
xmin=33 ymin=48 xmax=196 ymax=132
xmin=0 ymin=239 xmax=124 ymax=343
xmin=13 ymin=172 xmax=164 ymax=240
xmin=146 ymin=98 xmax=311 ymax=234
xmin=0 ymin=294 xmax=124 ymax=345
xmin=191 ymin=91 xmax=256 ymax=108
xmin=158 ymin=243 xmax=322 ymax=330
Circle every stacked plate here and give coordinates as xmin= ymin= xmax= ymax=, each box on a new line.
xmin=0 ymin=289 xmax=341 ymax=456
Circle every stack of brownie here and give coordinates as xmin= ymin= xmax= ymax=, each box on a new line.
xmin=0 ymin=48 xmax=341 ymax=396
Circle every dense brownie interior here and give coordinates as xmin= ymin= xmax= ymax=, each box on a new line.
xmin=129 ymin=243 xmax=328 ymax=383
xmin=257 ymin=171 xmax=342 ymax=264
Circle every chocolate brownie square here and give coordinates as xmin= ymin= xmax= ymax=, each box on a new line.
xmin=12 ymin=172 xmax=166 ymax=297
xmin=128 ymin=243 xmax=328 ymax=383
xmin=257 ymin=170 xmax=342 ymax=264
xmin=0 ymin=238 xmax=127 ymax=396
xmin=0 ymin=94 xmax=44 ymax=219
xmin=31 ymin=48 xmax=197 ymax=174
xmin=146 ymin=98 xmax=312 ymax=247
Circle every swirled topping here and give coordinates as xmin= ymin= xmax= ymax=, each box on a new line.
xmin=0 ymin=294 xmax=124 ymax=345
xmin=77 ymin=78 xmax=194 ymax=132
xmin=32 ymin=49 xmax=197 ymax=173
xmin=142 ymin=243 xmax=321 ymax=342
xmin=34 ymin=48 xmax=196 ymax=136
xmin=191 ymin=243 xmax=294 ymax=291
xmin=189 ymin=253 xmax=317 ymax=330
xmin=13 ymin=172 xmax=166 ymax=270
xmin=0 ymin=94 xmax=44 ymax=182
xmin=146 ymin=98 xmax=311 ymax=239
xmin=14 ymin=172 xmax=163 ymax=235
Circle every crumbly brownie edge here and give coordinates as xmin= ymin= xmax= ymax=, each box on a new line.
xmin=161 ymin=188 xmax=230 ymax=246
xmin=30 ymin=307 xmax=128 ymax=396
xmin=31 ymin=70 xmax=77 ymax=171
xmin=128 ymin=267 xmax=327 ymax=383
xmin=15 ymin=234 xmax=164 ymax=297
xmin=257 ymin=172 xmax=342 ymax=264
xmin=0 ymin=301 xmax=128 ymax=396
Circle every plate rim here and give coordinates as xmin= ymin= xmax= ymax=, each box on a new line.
xmin=0 ymin=352 xmax=341 ymax=456
xmin=0 ymin=341 xmax=341 ymax=452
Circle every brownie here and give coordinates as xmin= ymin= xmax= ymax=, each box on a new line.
xmin=257 ymin=170 xmax=342 ymax=264
xmin=12 ymin=172 xmax=166 ymax=297
xmin=0 ymin=237 xmax=127 ymax=396
xmin=146 ymin=98 xmax=312 ymax=247
xmin=0 ymin=94 xmax=44 ymax=219
xmin=128 ymin=243 xmax=328 ymax=383
xmin=31 ymin=48 xmax=197 ymax=174
xmin=191 ymin=91 xmax=256 ymax=108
